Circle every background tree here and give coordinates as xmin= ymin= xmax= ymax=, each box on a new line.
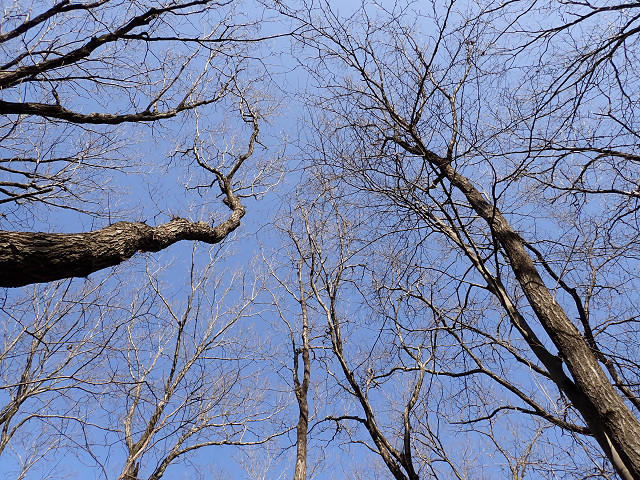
xmin=266 ymin=245 xmax=313 ymax=480
xmin=0 ymin=274 xmax=125 ymax=478
xmin=274 ymin=0 xmax=640 ymax=477
xmin=0 ymin=242 xmax=286 ymax=479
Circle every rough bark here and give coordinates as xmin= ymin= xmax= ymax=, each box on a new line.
xmin=416 ymin=148 xmax=640 ymax=480
xmin=292 ymin=326 xmax=310 ymax=480
xmin=0 ymin=199 xmax=244 ymax=288
xmin=0 ymin=99 xmax=214 ymax=125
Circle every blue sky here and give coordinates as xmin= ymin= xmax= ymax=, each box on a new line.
xmin=2 ymin=0 xmax=638 ymax=478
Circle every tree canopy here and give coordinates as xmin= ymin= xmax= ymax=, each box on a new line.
xmin=2 ymin=0 xmax=640 ymax=479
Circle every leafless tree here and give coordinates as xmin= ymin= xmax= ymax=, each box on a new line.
xmin=0 ymin=0 xmax=283 ymax=286
xmin=112 ymin=247 xmax=285 ymax=480
xmin=0 ymin=274 xmax=127 ymax=478
xmin=260 ymin=190 xmax=457 ymax=478
xmin=0 ymin=242 xmax=288 ymax=479
xmin=267 ymin=255 xmax=312 ymax=480
xmin=273 ymin=0 xmax=640 ymax=478
xmin=263 ymin=210 xmax=323 ymax=480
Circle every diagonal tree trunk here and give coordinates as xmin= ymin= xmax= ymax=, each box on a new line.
xmin=412 ymin=147 xmax=640 ymax=480
xmin=0 ymin=198 xmax=244 ymax=288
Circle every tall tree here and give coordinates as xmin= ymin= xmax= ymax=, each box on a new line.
xmin=267 ymin=250 xmax=313 ymax=480
xmin=279 ymin=0 xmax=640 ymax=477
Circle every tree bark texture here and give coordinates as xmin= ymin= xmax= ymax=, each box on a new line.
xmin=424 ymin=151 xmax=640 ymax=480
xmin=293 ymin=284 xmax=311 ymax=480
xmin=0 ymin=203 xmax=244 ymax=288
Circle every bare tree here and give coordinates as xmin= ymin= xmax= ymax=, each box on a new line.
xmin=305 ymin=209 xmax=426 ymax=480
xmin=0 ymin=242 xmax=288 ymax=479
xmin=274 ymin=0 xmax=640 ymax=478
xmin=0 ymin=275 xmax=127 ymax=478
xmin=267 ymin=255 xmax=312 ymax=480
xmin=0 ymin=0 xmax=280 ymax=287
xmin=268 ymin=196 xmax=450 ymax=478
xmin=264 ymin=206 xmax=324 ymax=480
xmin=113 ymin=247 xmax=284 ymax=480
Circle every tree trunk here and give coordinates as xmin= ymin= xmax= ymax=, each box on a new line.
xmin=426 ymin=151 xmax=640 ymax=480
xmin=293 ymin=285 xmax=311 ymax=480
xmin=0 ymin=201 xmax=244 ymax=288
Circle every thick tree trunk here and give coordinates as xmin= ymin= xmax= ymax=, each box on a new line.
xmin=0 ymin=201 xmax=244 ymax=288
xmin=425 ymin=151 xmax=640 ymax=480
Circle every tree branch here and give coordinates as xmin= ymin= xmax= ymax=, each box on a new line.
xmin=0 ymin=199 xmax=244 ymax=288
xmin=0 ymin=98 xmax=216 ymax=125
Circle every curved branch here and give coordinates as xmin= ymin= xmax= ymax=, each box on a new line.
xmin=0 ymin=98 xmax=216 ymax=125
xmin=0 ymin=198 xmax=244 ymax=288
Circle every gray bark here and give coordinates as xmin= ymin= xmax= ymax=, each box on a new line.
xmin=0 ymin=199 xmax=244 ymax=288
xmin=413 ymin=146 xmax=640 ymax=480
